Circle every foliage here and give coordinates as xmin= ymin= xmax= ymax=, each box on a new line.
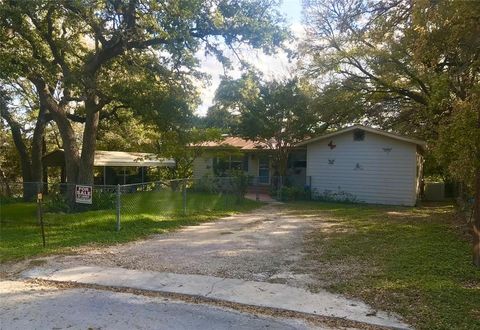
xmin=302 ymin=0 xmax=480 ymax=190
xmin=43 ymin=194 xmax=70 ymax=213
xmin=190 ymin=175 xmax=244 ymax=197
xmin=302 ymin=1 xmax=480 ymax=264
xmin=0 ymin=0 xmax=288 ymax=185
xmin=0 ymin=124 xmax=22 ymax=186
xmin=0 ymin=191 xmax=261 ymax=262
xmin=312 ymin=189 xmax=359 ymax=203
xmin=155 ymin=127 xmax=223 ymax=179
xmin=291 ymin=201 xmax=480 ymax=329
xmin=209 ymin=72 xmax=324 ymax=175
xmin=96 ymin=108 xmax=160 ymax=153
xmin=276 ymin=186 xmax=308 ymax=202
xmin=203 ymin=104 xmax=239 ymax=133
xmin=229 ymin=170 xmax=250 ymax=202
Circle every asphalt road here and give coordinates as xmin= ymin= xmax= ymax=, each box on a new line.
xmin=0 ymin=281 xmax=314 ymax=330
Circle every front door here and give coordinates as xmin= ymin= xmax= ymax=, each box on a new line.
xmin=258 ymin=155 xmax=269 ymax=184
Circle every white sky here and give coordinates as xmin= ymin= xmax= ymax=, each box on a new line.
xmin=195 ymin=0 xmax=303 ymax=116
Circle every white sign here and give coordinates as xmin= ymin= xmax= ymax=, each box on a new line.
xmin=75 ymin=185 xmax=93 ymax=204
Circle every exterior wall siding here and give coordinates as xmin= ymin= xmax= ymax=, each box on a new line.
xmin=248 ymin=154 xmax=259 ymax=177
xmin=192 ymin=152 xmax=261 ymax=179
xmin=306 ymin=131 xmax=417 ymax=206
xmin=192 ymin=154 xmax=214 ymax=179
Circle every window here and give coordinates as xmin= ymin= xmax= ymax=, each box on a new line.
xmin=229 ymin=155 xmax=244 ymax=171
xmin=213 ymin=155 xmax=248 ymax=176
xmin=293 ymin=160 xmax=307 ymax=168
xmin=353 ymin=129 xmax=365 ymax=141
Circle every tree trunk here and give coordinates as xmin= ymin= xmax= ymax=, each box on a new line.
xmin=77 ymin=106 xmax=100 ymax=185
xmin=276 ymin=144 xmax=289 ymax=177
xmin=33 ymin=79 xmax=80 ymax=185
xmin=0 ymin=106 xmax=34 ymax=200
xmin=473 ymin=106 xmax=480 ymax=267
xmin=473 ymin=169 xmax=480 ymax=267
xmin=0 ymin=166 xmax=12 ymax=196
xmin=30 ymin=104 xmax=47 ymax=183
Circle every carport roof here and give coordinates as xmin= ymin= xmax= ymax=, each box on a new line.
xmin=43 ymin=150 xmax=175 ymax=167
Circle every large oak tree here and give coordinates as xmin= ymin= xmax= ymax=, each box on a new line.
xmin=0 ymin=0 xmax=287 ymax=186
xmin=302 ymin=0 xmax=480 ymax=265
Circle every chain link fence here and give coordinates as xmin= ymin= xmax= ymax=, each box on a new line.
xmin=0 ymin=177 xmax=253 ymax=248
xmin=0 ymin=175 xmax=317 ymax=253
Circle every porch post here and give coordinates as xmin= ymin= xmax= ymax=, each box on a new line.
xmin=103 ymin=166 xmax=106 ymax=186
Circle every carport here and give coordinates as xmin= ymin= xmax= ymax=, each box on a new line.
xmin=42 ymin=149 xmax=175 ymax=185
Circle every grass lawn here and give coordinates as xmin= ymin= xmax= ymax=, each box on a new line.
xmin=288 ymin=201 xmax=480 ymax=330
xmin=0 ymin=191 xmax=261 ymax=263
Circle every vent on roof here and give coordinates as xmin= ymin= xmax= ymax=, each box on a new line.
xmin=353 ymin=129 xmax=365 ymax=141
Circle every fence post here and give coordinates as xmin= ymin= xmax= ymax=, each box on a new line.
xmin=277 ymin=176 xmax=282 ymax=201
xmin=309 ymin=176 xmax=312 ymax=200
xmin=36 ymin=184 xmax=46 ymax=247
xmin=116 ymin=184 xmax=121 ymax=231
xmin=183 ymin=179 xmax=187 ymax=215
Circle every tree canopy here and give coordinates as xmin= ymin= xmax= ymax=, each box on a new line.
xmin=208 ymin=72 xmax=323 ymax=175
xmin=302 ymin=0 xmax=480 ymax=265
xmin=0 ymin=0 xmax=288 ymax=186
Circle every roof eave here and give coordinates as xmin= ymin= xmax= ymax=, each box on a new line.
xmin=296 ymin=125 xmax=426 ymax=149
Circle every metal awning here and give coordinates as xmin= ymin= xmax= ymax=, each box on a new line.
xmin=93 ymin=151 xmax=175 ymax=167
xmin=42 ymin=149 xmax=175 ymax=167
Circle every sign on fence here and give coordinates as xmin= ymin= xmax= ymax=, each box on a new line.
xmin=75 ymin=185 xmax=93 ymax=204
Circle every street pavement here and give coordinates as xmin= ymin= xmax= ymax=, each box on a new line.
xmin=0 ymin=280 xmax=316 ymax=330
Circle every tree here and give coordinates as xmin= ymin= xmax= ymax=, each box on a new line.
xmin=211 ymin=72 xmax=323 ymax=175
xmin=0 ymin=0 xmax=287 ymax=187
xmin=0 ymin=122 xmax=22 ymax=195
xmin=155 ymin=127 xmax=222 ymax=179
xmin=203 ymin=104 xmax=239 ymax=134
xmin=0 ymin=83 xmax=47 ymax=199
xmin=302 ymin=0 xmax=480 ymax=265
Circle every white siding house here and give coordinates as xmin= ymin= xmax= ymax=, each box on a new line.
xmin=298 ymin=125 xmax=425 ymax=206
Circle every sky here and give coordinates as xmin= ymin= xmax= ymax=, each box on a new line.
xmin=195 ymin=0 xmax=303 ymax=116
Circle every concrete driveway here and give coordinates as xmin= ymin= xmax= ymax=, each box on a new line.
xmin=27 ymin=204 xmax=318 ymax=288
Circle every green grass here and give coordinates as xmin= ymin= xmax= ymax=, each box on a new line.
xmin=0 ymin=191 xmax=261 ymax=263
xmin=288 ymin=201 xmax=480 ymax=330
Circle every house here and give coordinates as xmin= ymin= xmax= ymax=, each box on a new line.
xmin=42 ymin=150 xmax=175 ymax=185
xmin=192 ymin=126 xmax=424 ymax=206
xmin=297 ymin=125 xmax=425 ymax=206
xmin=192 ymin=137 xmax=307 ymax=187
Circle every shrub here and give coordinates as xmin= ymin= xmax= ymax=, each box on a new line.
xmin=44 ymin=194 xmax=70 ymax=213
xmin=91 ymin=190 xmax=116 ymax=210
xmin=277 ymin=186 xmax=308 ymax=201
xmin=313 ymin=189 xmax=360 ymax=203
xmin=44 ymin=190 xmax=116 ymax=213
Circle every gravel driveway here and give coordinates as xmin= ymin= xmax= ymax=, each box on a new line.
xmin=8 ymin=204 xmax=320 ymax=288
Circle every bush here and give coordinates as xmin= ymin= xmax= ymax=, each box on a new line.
xmin=91 ymin=190 xmax=116 ymax=210
xmin=230 ymin=170 xmax=250 ymax=203
xmin=276 ymin=186 xmax=308 ymax=201
xmin=44 ymin=194 xmax=70 ymax=213
xmin=313 ymin=189 xmax=359 ymax=203
xmin=0 ymin=196 xmax=23 ymax=205
xmin=44 ymin=190 xmax=116 ymax=213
